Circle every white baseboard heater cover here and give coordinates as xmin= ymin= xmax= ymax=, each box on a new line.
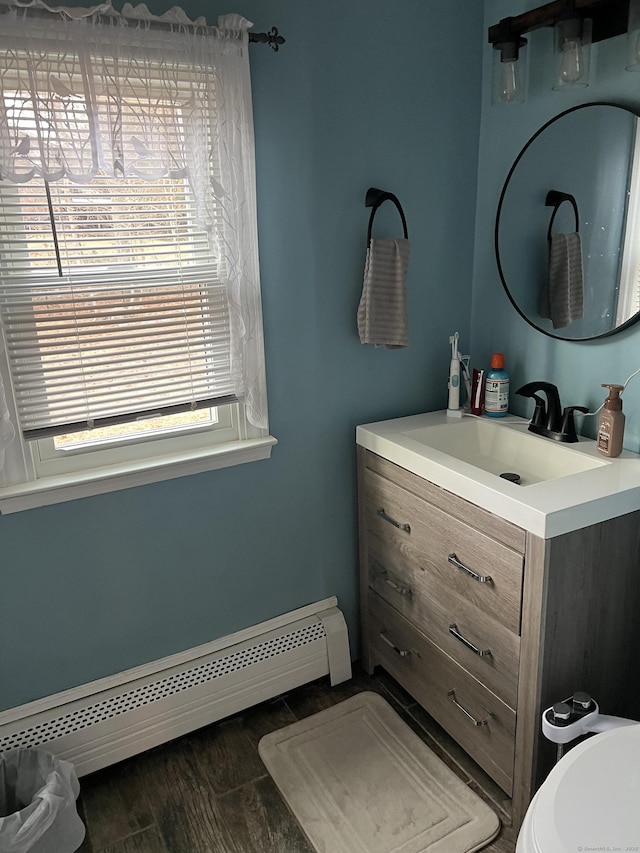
xmin=0 ymin=597 xmax=351 ymax=777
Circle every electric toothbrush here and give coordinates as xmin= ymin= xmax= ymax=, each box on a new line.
xmin=447 ymin=332 xmax=462 ymax=417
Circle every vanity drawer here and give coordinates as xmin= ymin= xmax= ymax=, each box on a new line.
xmin=365 ymin=451 xmax=526 ymax=553
xmin=368 ymin=554 xmax=520 ymax=709
xmin=365 ymin=467 xmax=524 ymax=635
xmin=368 ymin=591 xmax=515 ymax=795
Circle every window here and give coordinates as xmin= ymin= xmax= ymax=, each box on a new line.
xmin=617 ymin=118 xmax=640 ymax=326
xmin=0 ymin=10 xmax=273 ymax=513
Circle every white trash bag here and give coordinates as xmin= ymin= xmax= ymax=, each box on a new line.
xmin=0 ymin=749 xmax=85 ymax=853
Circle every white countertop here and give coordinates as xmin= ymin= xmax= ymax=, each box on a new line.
xmin=356 ymin=410 xmax=640 ymax=539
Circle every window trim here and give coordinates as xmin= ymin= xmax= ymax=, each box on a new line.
xmin=0 ymin=430 xmax=277 ymax=514
xmin=0 ymin=343 xmax=276 ymax=515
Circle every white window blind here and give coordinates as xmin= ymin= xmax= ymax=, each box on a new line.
xmin=0 ymin=173 xmax=237 ymax=439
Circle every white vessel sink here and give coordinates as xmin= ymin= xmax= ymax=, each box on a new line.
xmin=402 ymin=417 xmax=606 ymax=486
xmin=356 ymin=411 xmax=640 ymax=538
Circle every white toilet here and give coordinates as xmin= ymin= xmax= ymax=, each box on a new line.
xmin=516 ymin=722 xmax=640 ymax=852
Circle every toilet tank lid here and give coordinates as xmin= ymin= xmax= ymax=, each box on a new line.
xmin=531 ymin=724 xmax=640 ymax=852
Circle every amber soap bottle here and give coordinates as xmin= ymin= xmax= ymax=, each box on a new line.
xmin=596 ymin=384 xmax=625 ymax=458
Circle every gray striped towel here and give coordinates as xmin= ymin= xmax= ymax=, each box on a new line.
xmin=542 ymin=232 xmax=584 ymax=329
xmin=357 ymin=238 xmax=410 ymax=348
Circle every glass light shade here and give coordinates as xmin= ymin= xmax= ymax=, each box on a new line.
xmin=492 ymin=40 xmax=528 ymax=105
xmin=552 ymin=17 xmax=592 ymax=90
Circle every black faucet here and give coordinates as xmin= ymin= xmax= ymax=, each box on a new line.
xmin=516 ymin=382 xmax=588 ymax=443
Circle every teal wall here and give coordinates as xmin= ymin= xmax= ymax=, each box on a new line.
xmin=0 ymin=1 xmax=483 ymax=711
xmin=473 ymin=0 xmax=640 ymax=449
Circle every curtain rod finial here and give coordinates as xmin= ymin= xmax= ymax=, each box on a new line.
xmin=249 ymin=27 xmax=285 ymax=50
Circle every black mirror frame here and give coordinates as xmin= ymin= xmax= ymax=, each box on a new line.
xmin=495 ymin=101 xmax=640 ymax=342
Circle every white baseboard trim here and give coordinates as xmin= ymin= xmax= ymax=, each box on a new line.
xmin=0 ymin=598 xmax=351 ymax=777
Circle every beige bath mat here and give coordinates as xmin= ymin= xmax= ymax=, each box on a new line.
xmin=259 ymin=691 xmax=500 ymax=853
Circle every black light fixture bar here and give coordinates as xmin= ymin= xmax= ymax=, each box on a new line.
xmin=488 ymin=0 xmax=630 ymax=47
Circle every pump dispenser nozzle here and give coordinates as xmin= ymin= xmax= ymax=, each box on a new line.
xmin=602 ymin=384 xmax=624 ymax=410
xmin=597 ymin=384 xmax=625 ymax=457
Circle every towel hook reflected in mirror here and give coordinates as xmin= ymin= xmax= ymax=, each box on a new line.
xmin=546 ymin=190 xmax=580 ymax=240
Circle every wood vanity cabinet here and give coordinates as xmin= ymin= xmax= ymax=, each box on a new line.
xmin=357 ymin=446 xmax=640 ymax=830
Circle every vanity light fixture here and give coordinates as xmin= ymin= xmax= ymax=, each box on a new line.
xmin=489 ymin=0 xmax=631 ymax=103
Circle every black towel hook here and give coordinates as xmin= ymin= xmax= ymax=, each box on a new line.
xmin=546 ymin=189 xmax=579 ymax=240
xmin=365 ymin=187 xmax=408 ymax=246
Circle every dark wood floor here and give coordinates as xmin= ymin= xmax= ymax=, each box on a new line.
xmin=75 ymin=665 xmax=517 ymax=852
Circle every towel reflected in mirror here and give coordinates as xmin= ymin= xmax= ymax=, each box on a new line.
xmin=540 ymin=232 xmax=584 ymax=329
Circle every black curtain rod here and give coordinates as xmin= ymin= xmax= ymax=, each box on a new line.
xmin=2 ymin=5 xmax=285 ymax=51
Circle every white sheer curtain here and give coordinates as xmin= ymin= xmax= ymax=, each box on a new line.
xmin=0 ymin=1 xmax=268 ymax=431
xmin=0 ymin=337 xmax=16 ymax=469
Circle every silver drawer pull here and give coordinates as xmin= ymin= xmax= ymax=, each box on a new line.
xmin=448 ymin=553 xmax=492 ymax=584
xmin=447 ymin=689 xmax=488 ymax=727
xmin=384 ymin=575 xmax=412 ymax=596
xmin=449 ymin=623 xmax=491 ymax=657
xmin=377 ymin=508 xmax=411 ymax=533
xmin=379 ymin=631 xmax=412 ymax=657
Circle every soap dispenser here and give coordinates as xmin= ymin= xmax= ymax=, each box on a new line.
xmin=596 ymin=384 xmax=625 ymax=458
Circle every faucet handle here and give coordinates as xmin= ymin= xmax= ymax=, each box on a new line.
xmin=560 ymin=406 xmax=589 ymax=443
xmin=515 ymin=385 xmax=548 ymax=433
xmin=529 ymin=394 xmax=547 ymax=428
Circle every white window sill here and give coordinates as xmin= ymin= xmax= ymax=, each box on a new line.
xmin=0 ymin=435 xmax=277 ymax=514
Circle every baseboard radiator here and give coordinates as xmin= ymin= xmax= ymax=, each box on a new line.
xmin=0 ymin=597 xmax=351 ymax=777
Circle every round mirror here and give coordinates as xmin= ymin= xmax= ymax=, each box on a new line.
xmin=495 ymin=102 xmax=640 ymax=341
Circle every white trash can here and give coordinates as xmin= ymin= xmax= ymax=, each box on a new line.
xmin=0 ymin=748 xmax=85 ymax=853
